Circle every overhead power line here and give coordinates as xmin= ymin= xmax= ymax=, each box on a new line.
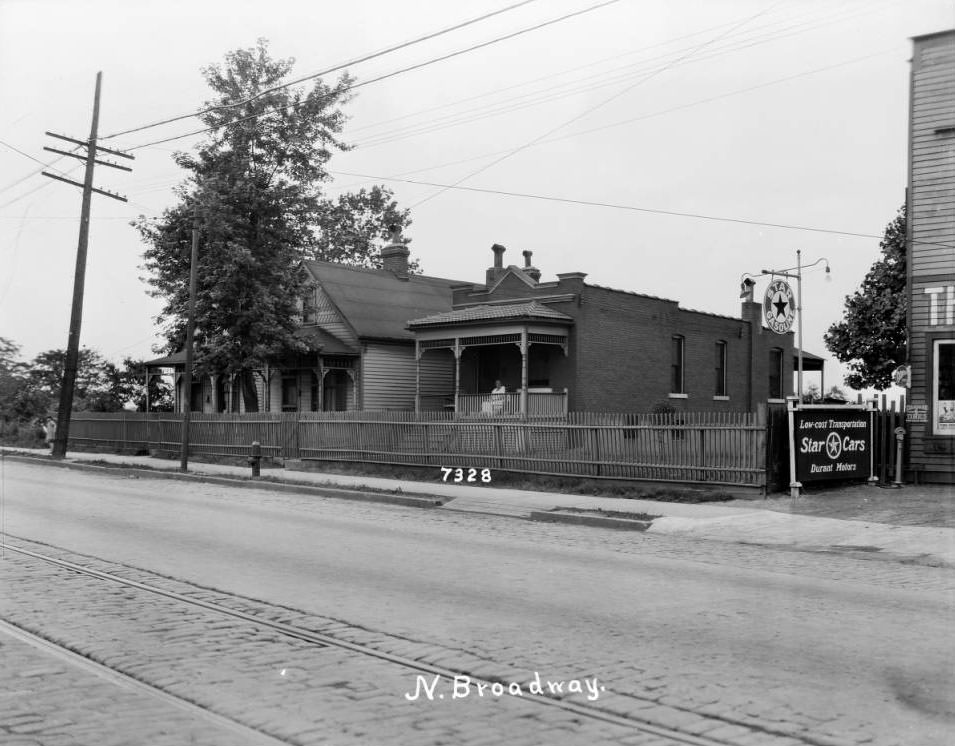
xmin=121 ymin=0 xmax=622 ymax=153
xmin=406 ymin=0 xmax=785 ymax=209
xmin=326 ymin=46 xmax=894 ymax=187
xmin=102 ymin=0 xmax=548 ymax=141
xmin=359 ymin=13 xmax=896 ymax=149
xmin=331 ymin=170 xmax=950 ymax=246
xmin=353 ymin=0 xmax=889 ymax=148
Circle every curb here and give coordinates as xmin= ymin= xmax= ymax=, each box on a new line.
xmin=528 ymin=510 xmax=654 ymax=531
xmin=1 ymin=454 xmax=445 ymax=510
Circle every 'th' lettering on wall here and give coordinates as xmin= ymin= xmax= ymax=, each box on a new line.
xmin=924 ymin=286 xmax=955 ymax=326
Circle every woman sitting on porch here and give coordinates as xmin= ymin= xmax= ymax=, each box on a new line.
xmin=483 ymin=380 xmax=506 ymax=415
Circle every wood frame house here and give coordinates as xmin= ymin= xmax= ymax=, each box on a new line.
xmin=905 ymin=29 xmax=955 ymax=483
xmin=150 ymin=237 xmax=462 ymax=413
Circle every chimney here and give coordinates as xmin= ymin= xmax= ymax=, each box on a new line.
xmin=381 ymin=224 xmax=410 ymax=279
xmin=486 ymin=243 xmax=507 ymax=285
xmin=522 ymin=249 xmax=541 ymax=283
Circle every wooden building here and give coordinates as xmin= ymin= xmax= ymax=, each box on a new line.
xmin=906 ymin=29 xmax=955 ymax=483
xmin=150 ymin=236 xmax=460 ymax=413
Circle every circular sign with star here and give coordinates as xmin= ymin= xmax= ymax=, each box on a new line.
xmin=763 ymin=279 xmax=795 ymax=334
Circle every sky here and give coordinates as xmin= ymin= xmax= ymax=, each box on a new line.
xmin=1 ymin=0 xmax=953 ymax=401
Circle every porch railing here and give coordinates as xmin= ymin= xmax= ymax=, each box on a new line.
xmin=455 ymin=390 xmax=567 ymax=418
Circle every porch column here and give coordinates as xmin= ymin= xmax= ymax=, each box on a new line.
xmin=414 ymin=340 xmax=421 ymax=414
xmin=520 ymin=328 xmax=528 ymax=416
xmin=210 ymin=374 xmax=219 ymax=413
xmin=453 ymin=338 xmax=462 ymax=413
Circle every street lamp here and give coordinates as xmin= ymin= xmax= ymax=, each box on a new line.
xmin=759 ymin=250 xmax=831 ymax=401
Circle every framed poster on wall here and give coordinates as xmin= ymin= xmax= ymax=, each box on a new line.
xmin=932 ymin=339 xmax=955 ymax=436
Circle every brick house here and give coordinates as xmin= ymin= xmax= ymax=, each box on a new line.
xmin=153 ymin=238 xmax=802 ymax=414
xmin=408 ymin=244 xmax=797 ymax=415
xmin=905 ymin=29 xmax=955 ymax=483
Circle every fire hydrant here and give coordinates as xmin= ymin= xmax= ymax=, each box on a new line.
xmin=890 ymin=426 xmax=905 ymax=488
xmin=249 ymin=440 xmax=261 ymax=478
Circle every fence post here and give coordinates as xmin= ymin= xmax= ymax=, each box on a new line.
xmin=592 ymin=427 xmax=601 ymax=476
xmin=495 ymin=423 xmax=504 ymax=469
xmin=755 ymin=404 xmax=767 ymax=495
xmin=699 ymin=426 xmax=706 ymax=482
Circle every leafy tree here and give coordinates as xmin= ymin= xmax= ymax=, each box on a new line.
xmin=134 ymin=40 xmax=412 ymax=410
xmin=0 ymin=337 xmax=27 ymax=421
xmin=825 ymin=385 xmax=849 ymax=402
xmin=22 ymin=348 xmax=128 ymax=413
xmin=120 ymin=357 xmax=174 ymax=412
xmin=802 ymin=383 xmax=821 ymax=404
xmin=824 ymin=205 xmax=906 ymax=390
xmin=312 ymin=186 xmax=414 ymax=269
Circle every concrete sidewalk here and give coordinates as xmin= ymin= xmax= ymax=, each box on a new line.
xmin=4 ymin=447 xmax=954 ymax=567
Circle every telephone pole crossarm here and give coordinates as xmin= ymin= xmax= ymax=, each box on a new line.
xmin=41 ymin=171 xmax=128 ymax=202
xmin=44 ymin=130 xmax=134 ymax=160
xmin=43 ymin=146 xmax=133 ymax=172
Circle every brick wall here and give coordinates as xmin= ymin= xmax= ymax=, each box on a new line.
xmin=451 ymin=258 xmax=794 ymax=413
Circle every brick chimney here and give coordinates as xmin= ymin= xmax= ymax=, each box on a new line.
xmin=486 ymin=243 xmax=507 ymax=285
xmin=522 ymin=250 xmax=541 ymax=283
xmin=381 ymin=224 xmax=410 ymax=280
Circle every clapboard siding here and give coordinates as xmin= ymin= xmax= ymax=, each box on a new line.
xmin=907 ymin=30 xmax=955 ymax=481
xmin=361 ymin=343 xmax=417 ymax=410
xmin=418 ymin=349 xmax=455 ymax=405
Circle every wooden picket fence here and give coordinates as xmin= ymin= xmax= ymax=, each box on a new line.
xmin=67 ymin=408 xmax=768 ymax=488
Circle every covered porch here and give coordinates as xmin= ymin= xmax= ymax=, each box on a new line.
xmin=408 ymin=302 xmax=574 ymax=418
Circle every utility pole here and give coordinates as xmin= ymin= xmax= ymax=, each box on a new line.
xmin=179 ymin=208 xmax=200 ymax=472
xmin=42 ymin=72 xmax=133 ymax=459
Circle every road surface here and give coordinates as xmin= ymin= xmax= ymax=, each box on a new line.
xmin=1 ymin=460 xmax=952 ymax=745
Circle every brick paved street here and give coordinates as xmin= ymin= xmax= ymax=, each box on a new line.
xmin=0 ymin=621 xmax=274 ymax=746
xmin=0 ymin=544 xmax=696 ymax=746
xmin=2 ymin=460 xmax=953 ymax=745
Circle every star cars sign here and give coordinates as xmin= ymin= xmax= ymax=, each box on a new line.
xmin=763 ymin=279 xmax=795 ymax=334
xmin=793 ymin=407 xmax=872 ymax=482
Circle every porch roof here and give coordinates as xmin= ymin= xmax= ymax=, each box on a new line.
xmin=407 ymin=301 xmax=573 ymax=329
xmin=796 ymin=348 xmax=825 ymax=372
xmin=144 ymin=351 xmax=186 ymax=367
xmin=144 ymin=327 xmax=357 ymax=370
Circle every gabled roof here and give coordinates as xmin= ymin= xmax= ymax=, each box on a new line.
xmin=304 ymin=260 xmax=465 ymax=341
xmin=294 ymin=326 xmax=358 ymax=354
xmin=408 ymin=301 xmax=574 ymax=328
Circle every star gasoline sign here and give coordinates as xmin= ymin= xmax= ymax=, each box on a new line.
xmin=763 ymin=279 xmax=795 ymax=334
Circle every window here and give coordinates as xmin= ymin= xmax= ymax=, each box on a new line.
xmin=671 ymin=336 xmax=685 ymax=394
xmin=715 ymin=341 xmax=727 ymax=397
xmin=301 ymin=289 xmax=317 ymax=324
xmin=933 ymin=339 xmax=955 ymax=436
xmin=769 ymin=348 xmax=783 ymax=399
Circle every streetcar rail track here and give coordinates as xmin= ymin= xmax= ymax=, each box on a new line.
xmin=1 ymin=537 xmax=809 ymax=746
xmin=0 ymin=616 xmax=289 ymax=746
